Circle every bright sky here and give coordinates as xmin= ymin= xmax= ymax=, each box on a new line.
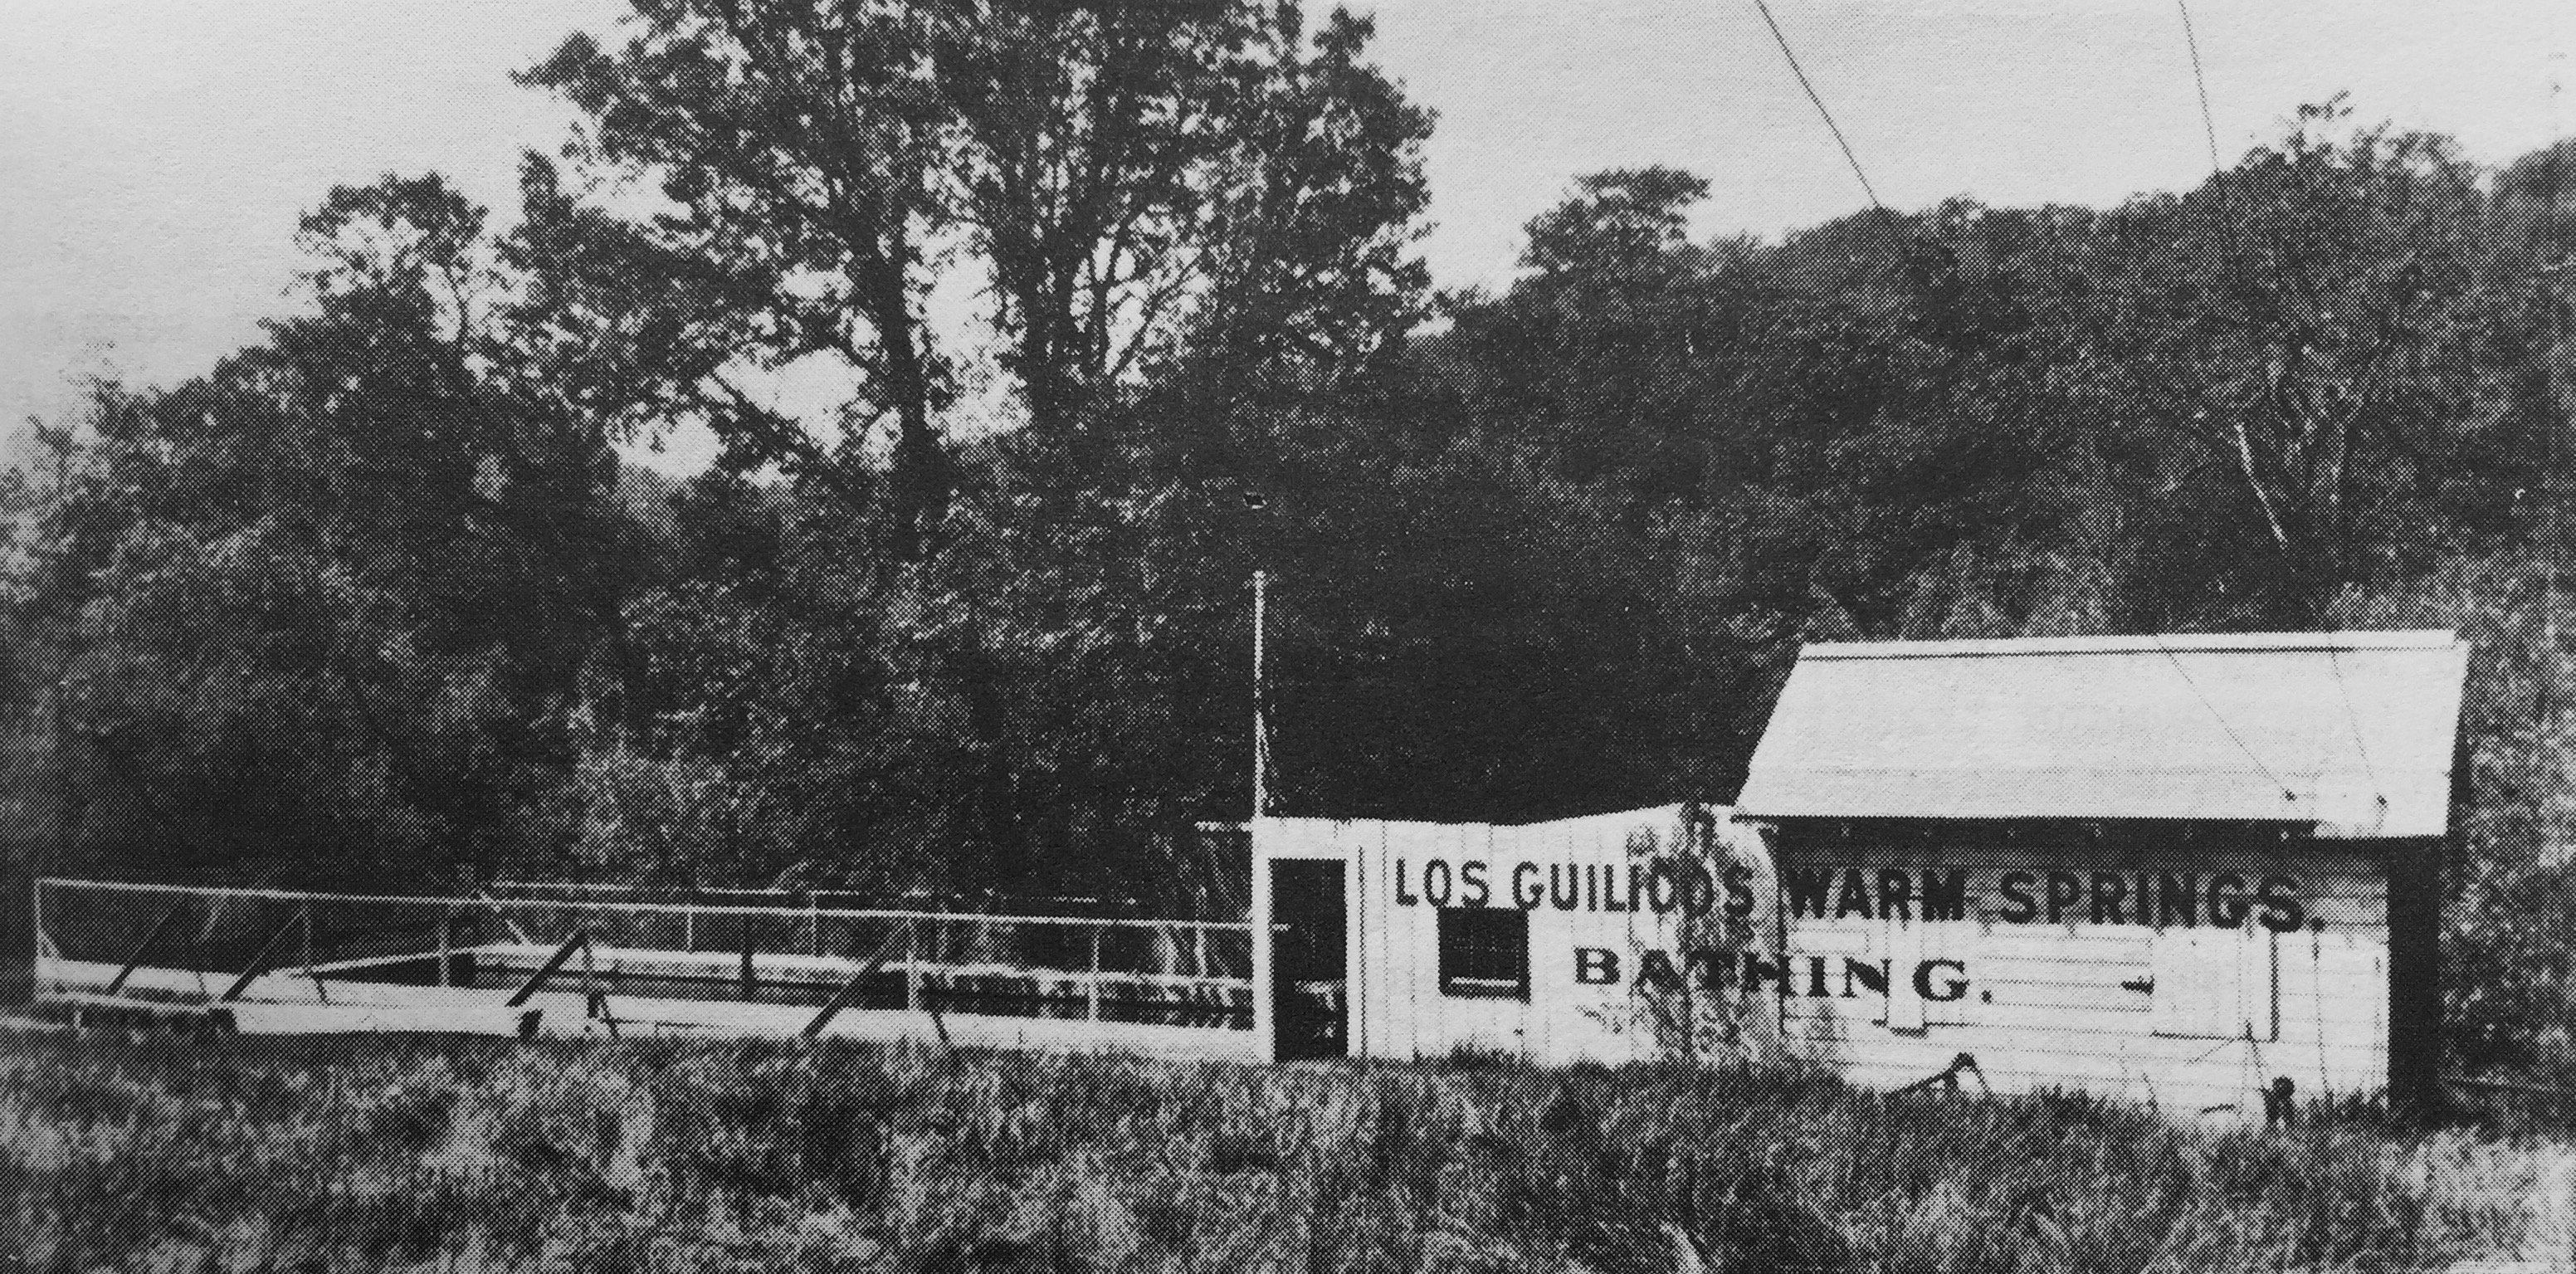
xmin=4 ymin=0 xmax=2569 ymax=474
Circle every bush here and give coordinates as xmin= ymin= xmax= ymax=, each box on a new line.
xmin=2 ymin=1032 xmax=2567 ymax=1272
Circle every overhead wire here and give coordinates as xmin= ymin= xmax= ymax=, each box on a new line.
xmin=1745 ymin=0 xmax=1915 ymax=264
xmin=2174 ymin=6 xmax=2334 ymax=1111
xmin=1742 ymin=1 xmax=2301 ymax=804
xmin=2175 ymin=0 xmax=2362 ymax=519
xmin=2149 ymin=636 xmax=2298 ymax=804
xmin=2148 ymin=6 xmax=2312 ymax=808
xmin=1749 ymin=0 xmax=1886 ymax=216
xmin=1716 ymin=0 xmax=2365 ymax=1115
xmin=2325 ymin=647 xmax=2388 ymax=807
xmin=2175 ymin=0 xmax=2222 ymax=174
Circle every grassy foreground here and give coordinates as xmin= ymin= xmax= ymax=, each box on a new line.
xmin=2 ymin=1031 xmax=2570 ymax=1274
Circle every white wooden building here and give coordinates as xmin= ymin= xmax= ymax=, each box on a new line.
xmin=1249 ymin=630 xmax=2465 ymax=1120
xmin=1251 ymin=805 xmax=1779 ymax=1065
xmin=41 ymin=628 xmax=2465 ymax=1115
xmin=1733 ymin=630 xmax=2466 ymax=1116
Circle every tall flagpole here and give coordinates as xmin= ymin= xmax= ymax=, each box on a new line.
xmin=1251 ymin=569 xmax=1269 ymax=822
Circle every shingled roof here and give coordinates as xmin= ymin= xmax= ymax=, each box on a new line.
xmin=1733 ymin=631 xmax=2470 ymax=839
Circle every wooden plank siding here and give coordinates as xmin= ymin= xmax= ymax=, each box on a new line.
xmin=1266 ymin=808 xmax=1780 ymax=1068
xmin=1266 ymin=809 xmax=2411 ymax=1119
xmin=1733 ymin=632 xmax=2464 ymax=1119
xmin=1772 ymin=831 xmax=2399 ymax=1114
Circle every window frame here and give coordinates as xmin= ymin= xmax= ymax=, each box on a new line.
xmin=2151 ymin=917 xmax=2280 ymax=1042
xmin=1437 ymin=906 xmax=1530 ymax=1001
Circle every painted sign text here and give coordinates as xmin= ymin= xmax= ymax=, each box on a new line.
xmin=1392 ymin=857 xmax=1758 ymax=917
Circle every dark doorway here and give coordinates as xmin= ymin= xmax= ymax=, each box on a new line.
xmin=1271 ymin=860 xmax=1347 ymax=1059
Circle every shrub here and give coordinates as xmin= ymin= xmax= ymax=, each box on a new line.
xmin=0 ymin=1032 xmax=2564 ymax=1272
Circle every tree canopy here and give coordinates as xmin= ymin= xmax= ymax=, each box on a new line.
xmin=12 ymin=14 xmax=2576 ymax=1068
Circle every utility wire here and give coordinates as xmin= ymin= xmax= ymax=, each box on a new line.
xmin=2149 ymin=633 xmax=2299 ymax=804
xmin=2175 ymin=0 xmax=2222 ymax=174
xmin=1749 ymin=0 xmax=1886 ymax=215
xmin=2175 ymin=0 xmax=2379 ymax=818
xmin=2169 ymin=0 xmax=2349 ymax=589
xmin=2325 ymin=647 xmax=2388 ymax=808
xmin=1745 ymin=3 xmax=2286 ymax=822
xmin=1746 ymin=0 xmax=1913 ymax=262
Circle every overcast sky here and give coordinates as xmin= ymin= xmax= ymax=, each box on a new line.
xmin=5 ymin=0 xmax=2569 ymax=473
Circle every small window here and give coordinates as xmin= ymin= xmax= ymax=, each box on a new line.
xmin=1438 ymin=907 xmax=1529 ymax=999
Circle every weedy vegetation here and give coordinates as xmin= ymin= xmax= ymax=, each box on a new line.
xmin=3 ymin=1030 xmax=2569 ymax=1273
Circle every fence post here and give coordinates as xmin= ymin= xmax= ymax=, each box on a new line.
xmin=581 ymin=927 xmax=617 ymax=1035
xmin=300 ymin=903 xmax=329 ymax=1004
xmin=220 ymin=914 xmax=305 ymax=1003
xmin=31 ymin=881 xmax=62 ymax=991
xmin=739 ymin=915 xmax=758 ymax=1002
xmin=506 ymin=930 xmax=590 ymax=1008
xmin=457 ymin=909 xmax=481 ymax=989
xmin=1088 ymin=926 xmax=1103 ymax=1023
xmin=102 ymin=900 xmax=190 ymax=998
xmin=437 ymin=908 xmax=454 ymax=988
xmin=905 ymin=920 xmax=920 ymax=1013
xmin=2535 ymin=1148 xmax=2576 ymax=1272
xmin=808 ymin=896 xmax=820 ymax=957
xmin=803 ymin=930 xmax=905 ymax=1039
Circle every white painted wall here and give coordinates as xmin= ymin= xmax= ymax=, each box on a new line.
xmin=1773 ymin=840 xmax=2393 ymax=1117
xmin=1257 ymin=813 xmax=2398 ymax=1120
xmin=1257 ymin=806 xmax=1779 ymax=1067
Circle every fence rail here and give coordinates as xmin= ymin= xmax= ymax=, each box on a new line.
xmin=487 ymin=880 xmax=1150 ymax=915
xmin=62 ymin=877 xmax=1251 ymax=930
xmin=33 ymin=877 xmax=1259 ymax=1057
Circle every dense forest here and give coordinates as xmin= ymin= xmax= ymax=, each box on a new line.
xmin=9 ymin=3 xmax=2576 ymax=1067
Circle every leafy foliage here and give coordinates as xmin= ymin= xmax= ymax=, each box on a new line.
xmin=12 ymin=50 xmax=2576 ymax=1072
xmin=2071 ymin=95 xmax=2533 ymax=624
xmin=19 ymin=176 xmax=644 ymax=885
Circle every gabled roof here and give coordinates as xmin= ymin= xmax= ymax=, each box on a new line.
xmin=1733 ymin=631 xmax=2470 ymax=838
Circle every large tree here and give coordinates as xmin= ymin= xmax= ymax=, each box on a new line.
xmin=517 ymin=0 xmax=1432 ymax=891
xmin=22 ymin=175 xmax=646 ymax=884
xmin=520 ymin=0 xmax=1431 ymax=549
xmin=2075 ymin=96 xmax=2530 ymax=625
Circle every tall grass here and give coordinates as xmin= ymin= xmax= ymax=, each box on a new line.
xmin=1 ymin=1031 xmax=2565 ymax=1273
